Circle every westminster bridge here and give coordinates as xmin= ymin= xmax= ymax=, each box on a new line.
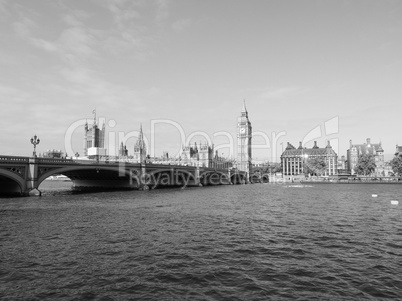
xmin=0 ymin=156 xmax=251 ymax=196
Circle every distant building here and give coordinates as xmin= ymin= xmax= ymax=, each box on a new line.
xmin=118 ymin=142 xmax=128 ymax=157
xmin=281 ymin=141 xmax=338 ymax=176
xmin=84 ymin=116 xmax=106 ymax=159
xmin=41 ymin=149 xmax=64 ymax=159
xmin=182 ymin=142 xmax=212 ymax=167
xmin=180 ymin=143 xmax=232 ymax=169
xmin=237 ymin=102 xmax=252 ymax=176
xmin=133 ymin=125 xmax=147 ymax=163
xmin=212 ymin=153 xmax=234 ymax=169
xmin=347 ymin=138 xmax=384 ymax=175
xmin=382 ymin=161 xmax=393 ymax=177
xmin=337 ymin=155 xmax=347 ymax=173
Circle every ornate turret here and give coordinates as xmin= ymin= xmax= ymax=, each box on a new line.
xmin=133 ymin=124 xmax=147 ymax=163
xmin=376 ymin=142 xmax=384 ymax=153
xmin=83 ymin=111 xmax=106 ymax=158
xmin=298 ymin=142 xmax=303 ymax=149
xmin=119 ymin=142 xmax=128 ymax=157
xmin=242 ymin=99 xmax=248 ymax=118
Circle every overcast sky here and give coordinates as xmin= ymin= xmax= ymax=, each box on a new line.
xmin=1 ymin=0 xmax=401 ymax=161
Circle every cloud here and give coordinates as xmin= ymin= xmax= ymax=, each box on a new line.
xmin=260 ymin=86 xmax=311 ymax=99
xmin=30 ymin=38 xmax=58 ymax=52
xmin=58 ymin=27 xmax=98 ymax=60
xmin=155 ymin=0 xmax=169 ymax=24
xmin=0 ymin=0 xmax=10 ymax=16
xmin=172 ymin=18 xmax=192 ymax=33
xmin=10 ymin=7 xmax=94 ymax=64
xmin=63 ymin=14 xmax=84 ymax=27
xmin=104 ymin=0 xmax=141 ymax=30
xmin=13 ymin=20 xmax=33 ymax=39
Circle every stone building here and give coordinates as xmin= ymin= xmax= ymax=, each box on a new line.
xmin=180 ymin=143 xmax=212 ymax=167
xmin=118 ymin=142 xmax=128 ymax=157
xmin=133 ymin=125 xmax=147 ymax=163
xmin=84 ymin=116 xmax=106 ymax=159
xmin=237 ymin=102 xmax=252 ymax=176
xmin=41 ymin=149 xmax=64 ymax=159
xmin=281 ymin=141 xmax=338 ymax=176
xmin=179 ymin=143 xmax=232 ymax=169
xmin=347 ymin=138 xmax=384 ymax=175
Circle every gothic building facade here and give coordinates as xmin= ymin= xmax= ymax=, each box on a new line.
xmin=84 ymin=117 xmax=106 ymax=158
xmin=347 ymin=138 xmax=384 ymax=175
xmin=118 ymin=142 xmax=128 ymax=157
xmin=237 ymin=102 xmax=252 ymax=176
xmin=181 ymin=143 xmax=214 ymax=167
xmin=133 ymin=125 xmax=147 ymax=163
xmin=179 ymin=143 xmax=232 ymax=169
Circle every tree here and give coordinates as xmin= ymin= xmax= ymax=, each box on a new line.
xmin=304 ymin=157 xmax=327 ymax=176
xmin=390 ymin=155 xmax=402 ymax=176
xmin=270 ymin=163 xmax=282 ymax=174
xmin=354 ymin=154 xmax=376 ymax=176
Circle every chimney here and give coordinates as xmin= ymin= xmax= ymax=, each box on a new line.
xmin=298 ymin=141 xmax=303 ymax=149
xmin=314 ymin=141 xmax=318 ymax=148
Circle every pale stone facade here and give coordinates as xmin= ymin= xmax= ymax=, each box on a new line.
xmin=84 ymin=117 xmax=106 ymax=158
xmin=347 ymin=138 xmax=384 ymax=175
xmin=237 ymin=102 xmax=252 ymax=176
xmin=133 ymin=125 xmax=147 ymax=163
xmin=281 ymin=141 xmax=338 ymax=176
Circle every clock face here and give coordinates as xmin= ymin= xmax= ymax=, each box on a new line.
xmin=240 ymin=128 xmax=246 ymax=134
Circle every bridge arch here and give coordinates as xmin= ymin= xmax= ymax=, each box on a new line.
xmin=199 ymin=170 xmax=230 ymax=186
xmin=37 ymin=165 xmax=141 ymax=190
xmin=261 ymin=173 xmax=270 ymax=183
xmin=0 ymin=169 xmax=25 ymax=195
xmin=249 ymin=173 xmax=262 ymax=184
xmin=145 ymin=168 xmax=197 ymax=188
xmin=230 ymin=173 xmax=246 ymax=185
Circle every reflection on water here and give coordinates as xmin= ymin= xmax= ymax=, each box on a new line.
xmin=1 ymin=183 xmax=401 ymax=299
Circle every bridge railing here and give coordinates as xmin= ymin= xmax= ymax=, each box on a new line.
xmin=37 ymin=158 xmax=90 ymax=164
xmin=0 ymin=156 xmax=30 ymax=163
xmin=36 ymin=157 xmax=142 ymax=167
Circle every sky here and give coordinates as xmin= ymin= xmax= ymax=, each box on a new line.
xmin=0 ymin=0 xmax=401 ymax=162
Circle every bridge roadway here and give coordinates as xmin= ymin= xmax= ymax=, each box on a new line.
xmin=0 ymin=156 xmax=248 ymax=196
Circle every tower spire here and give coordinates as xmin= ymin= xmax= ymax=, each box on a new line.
xmin=243 ymin=99 xmax=247 ymax=113
xmin=139 ymin=123 xmax=144 ymax=140
xmin=92 ymin=108 xmax=96 ymax=125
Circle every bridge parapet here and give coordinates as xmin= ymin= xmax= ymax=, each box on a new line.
xmin=0 ymin=156 xmax=30 ymax=163
xmin=37 ymin=158 xmax=101 ymax=165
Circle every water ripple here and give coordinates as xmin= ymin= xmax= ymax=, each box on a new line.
xmin=1 ymin=183 xmax=402 ymax=299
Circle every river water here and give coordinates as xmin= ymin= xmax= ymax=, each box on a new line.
xmin=1 ymin=182 xmax=401 ymax=300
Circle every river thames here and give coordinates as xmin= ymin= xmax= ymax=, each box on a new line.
xmin=1 ymin=182 xmax=401 ymax=300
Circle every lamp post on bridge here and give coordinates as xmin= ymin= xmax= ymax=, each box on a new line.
xmin=30 ymin=134 xmax=40 ymax=157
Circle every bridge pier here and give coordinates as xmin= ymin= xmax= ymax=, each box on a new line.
xmin=24 ymin=158 xmax=40 ymax=196
xmin=138 ymin=162 xmax=148 ymax=190
xmin=195 ymin=165 xmax=201 ymax=186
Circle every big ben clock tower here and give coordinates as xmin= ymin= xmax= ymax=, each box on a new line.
xmin=237 ymin=101 xmax=252 ymax=176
